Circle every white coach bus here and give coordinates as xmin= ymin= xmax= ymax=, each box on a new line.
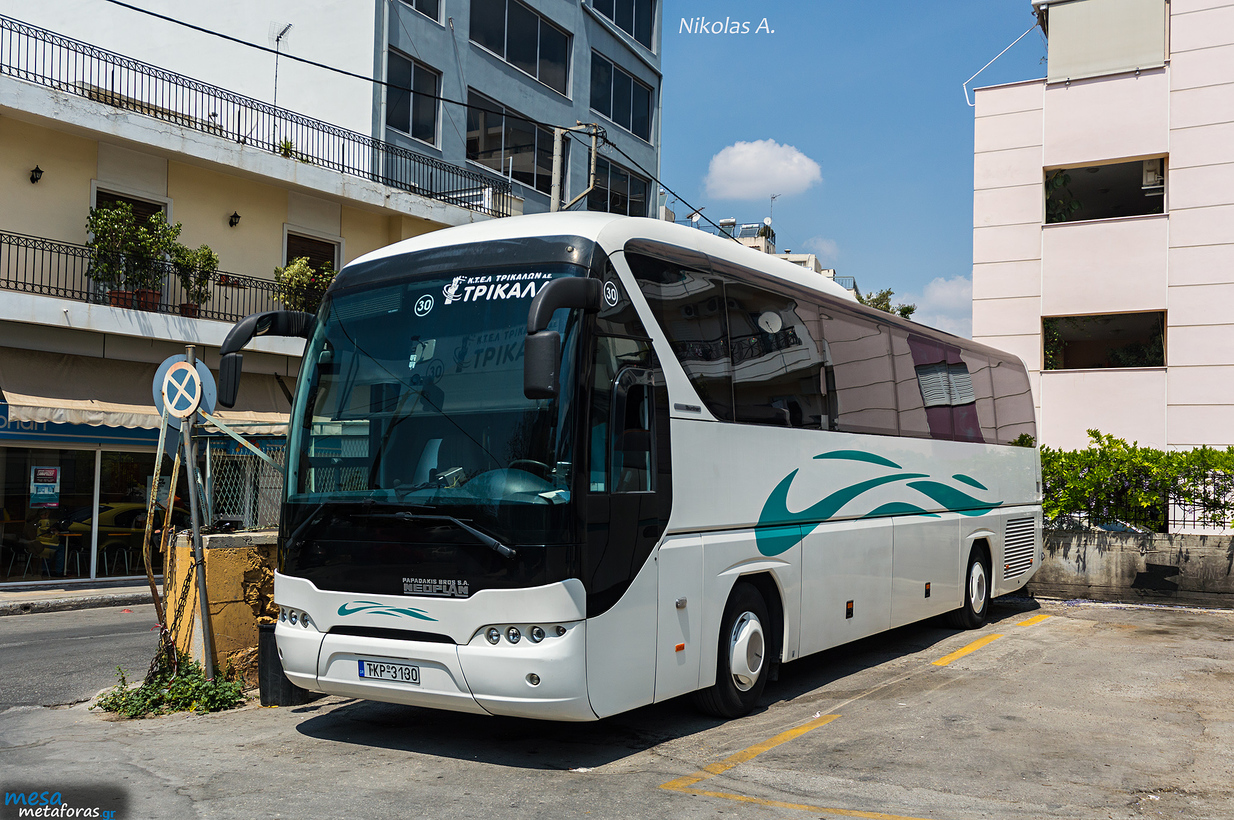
xmin=219 ymin=213 xmax=1041 ymax=721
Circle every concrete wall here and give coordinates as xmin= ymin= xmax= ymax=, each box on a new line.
xmin=167 ymin=530 xmax=277 ymax=681
xmin=972 ymin=1 xmax=1234 ymax=450
xmin=1031 ymin=531 xmax=1234 ymax=609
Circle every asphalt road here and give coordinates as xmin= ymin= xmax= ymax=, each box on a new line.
xmin=1 ymin=598 xmax=1231 ymax=819
xmin=0 ymin=604 xmax=161 ymax=708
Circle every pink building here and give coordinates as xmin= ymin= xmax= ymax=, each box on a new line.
xmin=972 ymin=0 xmax=1234 ymax=450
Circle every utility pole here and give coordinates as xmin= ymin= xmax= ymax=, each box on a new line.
xmin=183 ymin=345 xmax=217 ymax=681
xmin=550 ymin=123 xmax=603 ymax=212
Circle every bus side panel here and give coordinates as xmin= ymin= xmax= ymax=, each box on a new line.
xmin=698 ymin=528 xmax=800 ymax=690
xmin=654 ymin=535 xmax=704 ymax=703
xmin=586 ymin=546 xmax=659 ymax=718
xmin=890 ymin=515 xmax=962 ymax=629
xmin=799 ymin=518 xmax=892 ymax=657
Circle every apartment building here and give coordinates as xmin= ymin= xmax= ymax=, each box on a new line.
xmin=0 ymin=1 xmax=664 ymax=585
xmin=972 ymin=0 xmax=1234 ymax=450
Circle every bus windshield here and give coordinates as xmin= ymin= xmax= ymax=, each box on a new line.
xmin=285 ymin=264 xmax=582 ymax=545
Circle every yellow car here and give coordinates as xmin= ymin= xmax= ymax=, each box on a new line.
xmin=59 ymin=503 xmax=191 ymax=575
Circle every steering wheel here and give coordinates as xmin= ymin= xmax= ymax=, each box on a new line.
xmin=508 ymin=459 xmax=552 ymax=479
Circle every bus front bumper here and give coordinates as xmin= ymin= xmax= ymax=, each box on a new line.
xmin=275 ymin=620 xmax=596 ymax=721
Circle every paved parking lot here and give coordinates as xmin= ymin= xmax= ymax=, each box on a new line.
xmin=2 ymin=597 xmax=1232 ymax=819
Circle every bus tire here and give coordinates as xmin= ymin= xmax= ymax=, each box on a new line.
xmin=693 ymin=582 xmax=770 ymax=718
xmin=946 ymin=545 xmax=991 ymax=630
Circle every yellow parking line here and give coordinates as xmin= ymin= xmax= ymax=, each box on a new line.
xmin=932 ymin=633 xmax=1003 ymax=666
xmin=1019 ymin=614 xmax=1052 ymax=627
xmin=660 ymin=714 xmax=937 ymax=820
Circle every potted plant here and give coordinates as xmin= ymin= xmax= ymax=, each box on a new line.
xmin=172 ymin=243 xmax=219 ymax=318
xmin=85 ymin=203 xmax=136 ymax=307
xmin=127 ymin=211 xmax=181 ymax=311
xmin=85 ymin=204 xmax=183 ymax=311
xmin=275 ymin=257 xmax=335 ymax=313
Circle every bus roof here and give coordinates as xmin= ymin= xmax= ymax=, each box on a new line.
xmin=344 ymin=212 xmax=856 ymax=301
xmin=339 ymin=213 xmax=1014 ymax=364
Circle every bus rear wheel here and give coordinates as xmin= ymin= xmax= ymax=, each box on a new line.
xmin=693 ymin=582 xmax=770 ymax=718
xmin=946 ymin=546 xmax=991 ymax=630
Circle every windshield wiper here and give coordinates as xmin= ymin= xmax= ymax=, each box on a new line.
xmin=356 ymin=510 xmax=517 ymax=560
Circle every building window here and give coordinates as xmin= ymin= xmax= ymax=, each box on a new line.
xmin=400 ymin=0 xmax=440 ymax=22
xmin=386 ymin=52 xmax=440 ymax=144
xmin=587 ymin=154 xmax=649 ymax=216
xmin=468 ymin=0 xmax=570 ymax=95
xmin=94 ymin=191 xmax=165 ymax=223
xmin=286 ymin=233 xmax=339 ymax=271
xmin=1043 ymin=312 xmax=1166 ymax=370
xmin=1045 ymin=159 xmax=1165 ymax=223
xmin=466 ymin=90 xmax=561 ymax=195
xmin=592 ymin=0 xmax=655 ymax=49
xmin=590 ymin=53 xmax=652 ymax=141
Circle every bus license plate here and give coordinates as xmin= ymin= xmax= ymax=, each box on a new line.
xmin=358 ymin=659 xmax=420 ymax=685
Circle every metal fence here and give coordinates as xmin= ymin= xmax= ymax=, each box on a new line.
xmin=205 ymin=441 xmax=285 ymax=531
xmin=0 ymin=14 xmax=513 ymax=217
xmin=0 ymin=230 xmax=287 ymax=323
xmin=1046 ymin=494 xmax=1234 ymax=535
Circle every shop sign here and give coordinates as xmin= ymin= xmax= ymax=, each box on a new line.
xmin=30 ymin=466 xmax=60 ymax=508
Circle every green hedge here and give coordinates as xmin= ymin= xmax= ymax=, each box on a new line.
xmin=1041 ymin=431 xmax=1234 ymax=532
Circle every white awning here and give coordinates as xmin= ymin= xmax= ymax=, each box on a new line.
xmin=0 ymin=347 xmax=291 ymax=434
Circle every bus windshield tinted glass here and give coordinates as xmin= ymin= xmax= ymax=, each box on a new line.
xmin=287 ymin=265 xmax=581 ymax=532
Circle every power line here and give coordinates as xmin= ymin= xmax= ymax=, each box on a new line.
xmin=577 ymin=133 xmax=736 ymax=239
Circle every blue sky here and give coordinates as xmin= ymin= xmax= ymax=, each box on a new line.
xmin=656 ymin=0 xmax=1048 ymax=336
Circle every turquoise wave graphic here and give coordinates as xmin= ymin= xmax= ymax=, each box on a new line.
xmin=337 ymin=601 xmax=438 ymax=621
xmin=755 ymin=450 xmax=1002 ymax=556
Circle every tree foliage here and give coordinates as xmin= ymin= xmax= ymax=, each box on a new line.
xmin=856 ymin=287 xmax=916 ymax=320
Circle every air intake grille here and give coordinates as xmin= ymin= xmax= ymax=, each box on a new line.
xmin=1003 ymin=517 xmax=1036 ymax=578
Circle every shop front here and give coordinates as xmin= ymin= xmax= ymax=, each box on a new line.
xmin=0 ymin=347 xmax=290 ymax=586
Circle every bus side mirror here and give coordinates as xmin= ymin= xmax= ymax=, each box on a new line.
xmin=523 ymin=278 xmax=603 ymax=400
xmin=524 ymin=331 xmax=561 ymax=400
xmin=218 ymin=310 xmax=315 ymax=407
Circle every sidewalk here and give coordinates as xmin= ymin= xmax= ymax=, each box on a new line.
xmin=0 ymin=580 xmax=160 ymax=616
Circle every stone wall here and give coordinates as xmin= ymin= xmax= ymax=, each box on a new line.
xmin=1031 ymin=531 xmax=1234 ymax=608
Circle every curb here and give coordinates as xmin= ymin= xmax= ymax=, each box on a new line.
xmin=0 ymin=591 xmax=156 ymax=617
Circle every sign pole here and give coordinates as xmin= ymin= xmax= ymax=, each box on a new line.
xmin=182 ymin=345 xmax=217 ymax=681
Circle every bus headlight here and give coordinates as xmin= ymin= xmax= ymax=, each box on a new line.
xmin=506 ymin=627 xmax=521 ymax=644
xmin=486 ymin=628 xmax=501 ymax=645
xmin=529 ymin=626 xmax=545 ymax=643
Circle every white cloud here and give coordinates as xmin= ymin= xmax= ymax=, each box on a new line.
xmin=800 ymin=236 xmax=839 ymax=263
xmin=901 ymin=275 xmax=973 ymax=338
xmin=703 ymin=139 xmax=822 ymax=201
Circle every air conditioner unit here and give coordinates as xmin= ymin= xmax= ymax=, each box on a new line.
xmin=1142 ymin=158 xmax=1164 ymax=190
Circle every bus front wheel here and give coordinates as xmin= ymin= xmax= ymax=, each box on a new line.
xmin=946 ymin=546 xmax=991 ymax=630
xmin=693 ymin=583 xmax=769 ymax=718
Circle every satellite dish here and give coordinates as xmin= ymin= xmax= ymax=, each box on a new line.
xmin=690 ymin=212 xmax=701 ymax=224
xmin=764 ymin=217 xmax=772 ymax=226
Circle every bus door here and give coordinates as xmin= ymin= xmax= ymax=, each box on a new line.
xmin=583 ymin=349 xmax=672 ymax=716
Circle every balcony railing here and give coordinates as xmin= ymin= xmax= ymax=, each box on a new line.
xmin=1 ymin=230 xmax=290 ymax=323
xmin=0 ymin=14 xmax=513 ymax=218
